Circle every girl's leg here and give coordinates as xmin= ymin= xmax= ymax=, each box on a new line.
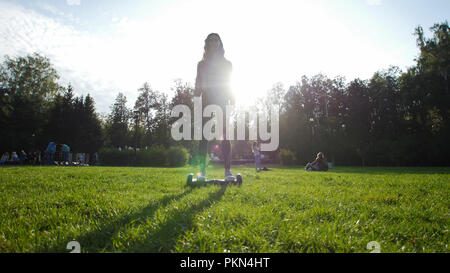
xmin=198 ymin=104 xmax=209 ymax=176
xmin=199 ymin=139 xmax=208 ymax=176
xmin=222 ymin=139 xmax=231 ymax=173
xmin=221 ymin=109 xmax=232 ymax=176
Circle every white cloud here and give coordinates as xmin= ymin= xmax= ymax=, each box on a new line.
xmin=37 ymin=2 xmax=64 ymax=17
xmin=0 ymin=1 xmax=204 ymax=113
xmin=67 ymin=0 xmax=81 ymax=6
xmin=0 ymin=1 xmax=126 ymax=113
xmin=37 ymin=2 xmax=80 ymax=24
xmin=367 ymin=0 xmax=382 ymax=6
xmin=0 ymin=1 xmax=209 ymax=112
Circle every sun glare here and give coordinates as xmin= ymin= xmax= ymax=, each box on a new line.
xmin=231 ymin=68 xmax=259 ymax=107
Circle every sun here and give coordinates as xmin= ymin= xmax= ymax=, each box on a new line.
xmin=231 ymin=64 xmax=271 ymax=108
xmin=231 ymin=70 xmax=254 ymax=107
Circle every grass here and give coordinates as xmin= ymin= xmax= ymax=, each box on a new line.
xmin=0 ymin=165 xmax=448 ymax=253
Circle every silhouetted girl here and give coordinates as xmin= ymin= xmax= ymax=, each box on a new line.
xmin=195 ymin=33 xmax=234 ymax=178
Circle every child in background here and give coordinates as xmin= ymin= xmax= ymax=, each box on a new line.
xmin=252 ymin=141 xmax=262 ymax=172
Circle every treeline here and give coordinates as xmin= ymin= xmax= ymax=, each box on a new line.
xmin=0 ymin=54 xmax=102 ymax=155
xmin=277 ymin=22 xmax=449 ymax=166
xmin=0 ymin=22 xmax=448 ymax=166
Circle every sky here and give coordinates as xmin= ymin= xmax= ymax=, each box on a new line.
xmin=0 ymin=0 xmax=448 ymax=113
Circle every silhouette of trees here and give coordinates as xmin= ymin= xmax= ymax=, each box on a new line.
xmin=105 ymin=93 xmax=130 ymax=149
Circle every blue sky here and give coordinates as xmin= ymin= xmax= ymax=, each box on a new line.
xmin=0 ymin=0 xmax=448 ymax=113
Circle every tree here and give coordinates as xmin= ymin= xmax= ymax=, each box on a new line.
xmin=169 ymin=80 xmax=195 ymax=150
xmin=134 ymin=82 xmax=163 ymax=148
xmin=46 ymin=84 xmax=75 ymax=146
xmin=345 ymin=79 xmax=371 ymax=166
xmin=0 ymin=53 xmax=63 ymax=152
xmin=134 ymin=83 xmax=158 ymax=133
xmin=133 ymin=82 xmax=173 ymax=148
xmin=152 ymin=92 xmax=171 ymax=148
xmin=107 ymin=93 xmax=130 ymax=148
xmin=80 ymin=94 xmax=103 ymax=153
xmin=398 ymin=21 xmax=450 ymax=165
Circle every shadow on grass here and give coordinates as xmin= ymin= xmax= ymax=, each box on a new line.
xmin=46 ymin=186 xmax=196 ymax=253
xmin=123 ymin=185 xmax=227 ymax=252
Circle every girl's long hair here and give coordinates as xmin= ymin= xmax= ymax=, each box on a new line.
xmin=202 ymin=33 xmax=225 ymax=61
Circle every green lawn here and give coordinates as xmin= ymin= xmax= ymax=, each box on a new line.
xmin=0 ymin=165 xmax=448 ymax=253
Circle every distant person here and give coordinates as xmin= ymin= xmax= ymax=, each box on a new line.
xmin=61 ymin=144 xmax=70 ymax=165
xmin=92 ymin=152 xmax=98 ymax=166
xmin=45 ymin=141 xmax=56 ymax=165
xmin=0 ymin=152 xmax=9 ymax=165
xmin=195 ymin=33 xmax=234 ymax=178
xmin=10 ymin=151 xmax=19 ymax=163
xmin=305 ymin=152 xmax=328 ymax=172
xmin=55 ymin=144 xmax=63 ymax=164
xmin=252 ymin=141 xmax=262 ymax=172
xmin=27 ymin=151 xmax=34 ymax=165
xmin=33 ymin=149 xmax=41 ymax=165
xmin=77 ymin=153 xmax=84 ymax=165
xmin=19 ymin=150 xmax=27 ymax=164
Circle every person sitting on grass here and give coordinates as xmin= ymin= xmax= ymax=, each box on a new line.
xmin=305 ymin=152 xmax=328 ymax=172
